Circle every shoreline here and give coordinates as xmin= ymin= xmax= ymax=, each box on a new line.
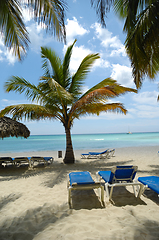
xmin=0 ymin=144 xmax=158 ymax=160
xmin=0 ymin=145 xmax=159 ymax=239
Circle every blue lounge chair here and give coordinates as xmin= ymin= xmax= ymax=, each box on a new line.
xmin=96 ymin=165 xmax=143 ymax=201
xmin=30 ymin=156 xmax=53 ymax=167
xmin=81 ymin=149 xmax=110 ymax=159
xmin=138 ymin=176 xmax=159 ymax=197
xmin=67 ymin=171 xmax=104 ymax=206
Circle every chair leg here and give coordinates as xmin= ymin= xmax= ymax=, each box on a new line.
xmin=68 ymin=188 xmax=71 ymax=205
xmin=137 ymin=184 xmax=146 ymax=198
xmin=105 ymin=183 xmax=110 ymax=198
xmin=101 ymin=185 xmax=104 ymax=202
xmin=132 ymin=185 xmax=137 ymax=197
xmin=109 ymin=186 xmax=114 ymax=201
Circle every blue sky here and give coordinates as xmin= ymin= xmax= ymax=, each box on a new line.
xmin=0 ymin=0 xmax=159 ymax=135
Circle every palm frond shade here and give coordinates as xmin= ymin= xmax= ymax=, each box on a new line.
xmin=114 ymin=0 xmax=159 ymax=88
xmin=0 ymin=40 xmax=137 ymax=163
xmin=0 ymin=0 xmax=67 ymax=60
xmin=0 ymin=117 xmax=30 ymax=139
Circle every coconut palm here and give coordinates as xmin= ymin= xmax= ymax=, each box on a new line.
xmin=91 ymin=0 xmax=159 ymax=89
xmin=0 ymin=0 xmax=66 ymax=60
xmin=0 ymin=40 xmax=137 ymax=163
xmin=114 ymin=0 xmax=159 ymax=88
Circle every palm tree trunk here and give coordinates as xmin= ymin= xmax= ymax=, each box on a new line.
xmin=63 ymin=126 xmax=75 ymax=164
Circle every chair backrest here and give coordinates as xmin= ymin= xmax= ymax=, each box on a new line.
xmin=100 ymin=150 xmax=108 ymax=154
xmin=69 ymin=171 xmax=95 ymax=186
xmin=109 ymin=165 xmax=138 ymax=183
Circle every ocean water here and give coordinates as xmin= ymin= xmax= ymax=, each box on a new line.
xmin=0 ymin=132 xmax=159 ymax=153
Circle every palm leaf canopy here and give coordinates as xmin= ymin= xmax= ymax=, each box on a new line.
xmin=1 ymin=40 xmax=137 ymax=129
xmin=0 ymin=0 xmax=67 ymax=60
xmin=114 ymin=0 xmax=159 ymax=88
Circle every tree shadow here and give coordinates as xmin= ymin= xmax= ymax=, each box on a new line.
xmin=0 ymin=202 xmax=72 ymax=240
xmin=133 ymin=219 xmax=159 ymax=240
xmin=0 ymin=193 xmax=22 ymax=211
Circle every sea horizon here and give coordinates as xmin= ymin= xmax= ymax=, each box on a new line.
xmin=1 ymin=131 xmax=159 ymax=153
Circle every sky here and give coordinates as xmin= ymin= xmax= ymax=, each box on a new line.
xmin=0 ymin=0 xmax=159 ymax=135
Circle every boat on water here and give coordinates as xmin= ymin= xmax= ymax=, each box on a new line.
xmin=127 ymin=131 xmax=132 ymax=134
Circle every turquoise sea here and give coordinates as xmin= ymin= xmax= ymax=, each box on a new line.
xmin=0 ymin=132 xmax=159 ymax=153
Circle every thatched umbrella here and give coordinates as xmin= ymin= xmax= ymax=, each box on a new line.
xmin=0 ymin=117 xmax=30 ymax=139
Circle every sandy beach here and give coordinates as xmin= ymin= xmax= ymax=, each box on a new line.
xmin=0 ymin=146 xmax=159 ymax=240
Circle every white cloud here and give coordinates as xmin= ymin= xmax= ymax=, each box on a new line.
xmin=22 ymin=6 xmax=34 ymax=22
xmin=66 ymin=17 xmax=89 ymax=44
xmin=93 ymin=58 xmax=110 ymax=69
xmin=91 ymin=23 xmax=126 ymax=57
xmin=111 ymin=64 xmax=134 ymax=87
xmin=27 ymin=23 xmax=53 ymax=52
xmin=134 ymin=104 xmax=159 ymax=118
xmin=132 ymin=91 xmax=158 ymax=105
xmin=1 ymin=99 xmax=32 ymax=108
xmin=0 ymin=35 xmax=17 ymax=64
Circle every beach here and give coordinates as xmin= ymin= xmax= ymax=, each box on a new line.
xmin=0 ymin=145 xmax=159 ymax=240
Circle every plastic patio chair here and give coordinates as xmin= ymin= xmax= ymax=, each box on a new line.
xmin=96 ymin=165 xmax=143 ymax=201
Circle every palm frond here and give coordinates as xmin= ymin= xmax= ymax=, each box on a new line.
xmin=114 ymin=0 xmax=159 ymax=88
xmin=41 ymin=46 xmax=62 ymax=83
xmin=71 ymin=102 xmax=127 ymax=120
xmin=0 ymin=0 xmax=30 ymax=60
xmin=70 ymin=53 xmax=100 ymax=98
xmin=81 ymin=78 xmax=137 ymax=99
xmin=62 ymin=39 xmax=77 ymax=88
xmin=4 ymin=76 xmax=45 ymax=102
xmin=91 ymin=0 xmax=114 ymax=27
xmin=41 ymin=77 xmax=73 ymax=103
xmin=27 ymin=0 xmax=67 ymax=42
xmin=125 ymin=1 xmax=159 ymax=88
xmin=70 ymin=78 xmax=136 ymax=118
xmin=0 ymin=104 xmax=58 ymax=121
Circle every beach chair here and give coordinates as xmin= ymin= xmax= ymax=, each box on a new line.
xmin=96 ymin=165 xmax=143 ymax=201
xmin=30 ymin=156 xmax=53 ymax=167
xmin=13 ymin=157 xmax=32 ymax=167
xmin=0 ymin=157 xmax=13 ymax=167
xmin=137 ymin=176 xmax=159 ymax=197
xmin=67 ymin=171 xmax=104 ymax=206
xmin=81 ymin=149 xmax=109 ymax=159
xmin=107 ymin=149 xmax=115 ymax=158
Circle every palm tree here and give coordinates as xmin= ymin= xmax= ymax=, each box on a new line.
xmin=0 ymin=0 xmax=66 ymax=60
xmin=91 ymin=0 xmax=159 ymax=89
xmin=114 ymin=0 xmax=159 ymax=88
xmin=0 ymin=40 xmax=137 ymax=164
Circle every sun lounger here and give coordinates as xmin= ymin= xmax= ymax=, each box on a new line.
xmin=81 ymin=149 xmax=109 ymax=159
xmin=0 ymin=157 xmax=13 ymax=167
xmin=30 ymin=156 xmax=53 ymax=167
xmin=96 ymin=165 xmax=143 ymax=201
xmin=137 ymin=176 xmax=159 ymax=197
xmin=67 ymin=171 xmax=104 ymax=206
xmin=13 ymin=157 xmax=32 ymax=167
xmin=107 ymin=149 xmax=115 ymax=157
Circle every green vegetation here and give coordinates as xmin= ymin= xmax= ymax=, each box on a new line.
xmin=0 ymin=40 xmax=137 ymax=163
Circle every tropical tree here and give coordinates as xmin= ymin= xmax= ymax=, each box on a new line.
xmin=0 ymin=0 xmax=66 ymax=60
xmin=0 ymin=40 xmax=137 ymax=164
xmin=114 ymin=0 xmax=159 ymax=89
xmin=91 ymin=0 xmax=159 ymax=89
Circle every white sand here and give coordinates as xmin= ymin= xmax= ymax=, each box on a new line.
xmin=0 ymin=146 xmax=159 ymax=240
